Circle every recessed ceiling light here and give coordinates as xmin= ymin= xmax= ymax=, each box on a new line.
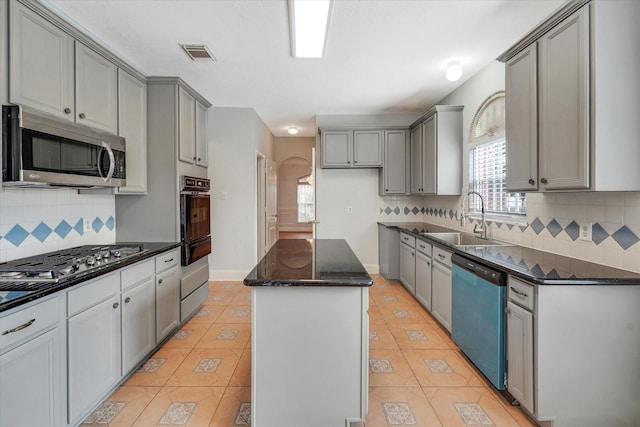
xmin=446 ymin=60 xmax=463 ymax=82
xmin=288 ymin=0 xmax=332 ymax=58
xmin=180 ymin=44 xmax=217 ymax=61
xmin=288 ymin=127 xmax=299 ymax=135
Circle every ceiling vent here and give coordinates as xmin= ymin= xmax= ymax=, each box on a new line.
xmin=180 ymin=44 xmax=216 ymax=61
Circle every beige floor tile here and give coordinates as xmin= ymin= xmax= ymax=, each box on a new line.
xmin=215 ymin=305 xmax=252 ymax=324
xmin=209 ymin=281 xmax=245 ymax=293
xmin=369 ymin=306 xmax=386 ymax=325
xmin=185 ymin=305 xmax=224 ymax=324
xmin=124 ymin=348 xmax=191 ymax=387
xmin=403 ymin=348 xmax=484 ymax=387
xmin=203 ymin=291 xmax=237 ymax=306
xmin=229 ymin=292 xmax=252 ymax=306
xmin=208 ymin=387 xmax=252 ymax=427
xmin=133 ymin=386 xmax=225 ymax=427
xmin=80 ymin=386 xmax=160 ymax=427
xmin=369 ymin=349 xmax=418 ymax=387
xmin=378 ymin=305 xmax=428 ymax=325
xmin=228 ymin=348 xmax=251 ymax=387
xmin=196 ymin=323 xmax=251 ymax=349
xmin=388 ymin=323 xmax=454 ymax=350
xmin=367 ymin=386 xmax=442 ymax=427
xmin=423 ymin=386 xmax=534 ymax=427
xmin=369 ymin=324 xmax=399 ymax=349
xmin=165 ymin=348 xmax=243 ymax=387
xmin=161 ymin=323 xmax=211 ymax=349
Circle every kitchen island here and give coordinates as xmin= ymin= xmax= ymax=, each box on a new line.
xmin=244 ymin=239 xmax=372 ymax=427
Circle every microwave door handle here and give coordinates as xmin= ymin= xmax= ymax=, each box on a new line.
xmin=99 ymin=141 xmax=115 ymax=182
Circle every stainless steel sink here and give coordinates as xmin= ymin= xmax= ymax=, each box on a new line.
xmin=420 ymin=232 xmax=511 ymax=247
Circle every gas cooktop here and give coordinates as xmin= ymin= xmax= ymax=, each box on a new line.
xmin=0 ymin=245 xmax=147 ymax=285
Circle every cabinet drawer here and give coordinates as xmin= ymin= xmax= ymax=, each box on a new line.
xmin=181 ymin=262 xmax=209 ymax=299
xmin=416 ymin=239 xmax=432 ymax=256
xmin=121 ymin=259 xmax=154 ymax=291
xmin=0 ymin=296 xmax=60 ymax=350
xmin=508 ymin=277 xmax=535 ymax=311
xmin=156 ymin=248 xmax=180 ymax=274
xmin=68 ymin=273 xmax=119 ymax=317
xmin=432 ymin=246 xmax=452 ymax=267
xmin=400 ymin=232 xmax=416 ymax=248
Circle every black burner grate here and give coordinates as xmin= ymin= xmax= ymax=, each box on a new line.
xmin=0 ymin=281 xmax=53 ymax=292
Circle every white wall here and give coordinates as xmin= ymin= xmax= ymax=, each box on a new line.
xmin=208 ymin=107 xmax=274 ymax=280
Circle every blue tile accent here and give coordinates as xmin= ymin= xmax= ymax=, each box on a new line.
xmin=592 ymin=223 xmax=609 ymax=245
xmin=531 ymin=264 xmax=545 ymax=277
xmin=506 ymin=223 xmax=514 ymax=230
xmin=611 ymin=226 xmax=639 ymax=250
xmin=411 ymin=207 xmax=419 ymax=215
xmin=530 ymin=218 xmax=545 ymax=235
xmin=546 ymin=219 xmax=563 ymax=237
xmin=31 ymin=222 xmax=52 ymax=242
xmin=564 ymin=221 xmax=580 ymax=241
xmin=429 ymin=208 xmax=434 ymax=216
xmin=106 ymin=216 xmax=115 ymax=230
xmin=438 ymin=209 xmax=443 ymax=217
xmin=4 ymin=225 xmax=29 ymax=247
xmin=54 ymin=220 xmax=72 ymax=238
xmin=448 ymin=210 xmax=454 ymax=219
xmin=92 ymin=218 xmax=104 ymax=233
xmin=486 ymin=221 xmax=493 ymax=227
xmin=74 ymin=219 xmax=84 ymax=236
xmin=404 ymin=207 xmax=410 ymax=215
xmin=393 ymin=207 xmax=400 ymax=215
xmin=384 ymin=207 xmax=392 ymax=215
xmin=519 ymin=225 xmax=528 ymax=233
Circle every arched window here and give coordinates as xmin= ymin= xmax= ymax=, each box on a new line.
xmin=468 ymin=91 xmax=526 ymax=217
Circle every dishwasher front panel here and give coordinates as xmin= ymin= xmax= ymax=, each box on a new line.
xmin=451 ymin=262 xmax=506 ymax=390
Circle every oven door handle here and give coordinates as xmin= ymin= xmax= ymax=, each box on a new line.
xmin=98 ymin=141 xmax=115 ymax=182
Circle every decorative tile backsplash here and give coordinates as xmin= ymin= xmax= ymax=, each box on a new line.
xmin=379 ymin=192 xmax=640 ymax=273
xmin=0 ymin=188 xmax=116 ymax=262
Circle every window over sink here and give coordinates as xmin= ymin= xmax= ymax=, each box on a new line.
xmin=468 ymin=91 xmax=526 ymax=219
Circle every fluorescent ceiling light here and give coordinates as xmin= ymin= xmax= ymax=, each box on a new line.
xmin=289 ymin=0 xmax=332 ymax=58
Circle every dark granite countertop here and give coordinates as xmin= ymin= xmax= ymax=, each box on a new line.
xmin=244 ymin=239 xmax=372 ymax=287
xmin=0 ymin=242 xmax=181 ymax=313
xmin=379 ymin=222 xmax=640 ymax=285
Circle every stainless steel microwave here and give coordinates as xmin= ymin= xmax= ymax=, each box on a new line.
xmin=2 ymin=105 xmax=126 ymax=188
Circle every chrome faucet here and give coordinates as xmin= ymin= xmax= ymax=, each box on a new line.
xmin=460 ymin=191 xmax=487 ymax=239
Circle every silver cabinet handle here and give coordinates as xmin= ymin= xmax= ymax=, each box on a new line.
xmin=79 ymin=113 xmax=86 ymax=119
xmin=540 ymin=178 xmax=548 ymax=184
xmin=158 ymin=279 xmax=163 ymax=284
xmin=64 ymin=108 xmax=72 ymax=114
xmin=528 ymin=179 xmax=535 ymax=185
xmin=125 ymin=297 xmax=131 ymax=303
xmin=510 ymin=286 xmax=528 ymax=298
xmin=165 ymin=258 xmax=174 ymax=263
xmin=113 ymin=302 xmax=119 ymax=309
xmin=438 ymin=254 xmax=445 ymax=260
xmin=2 ymin=318 xmax=36 ymax=335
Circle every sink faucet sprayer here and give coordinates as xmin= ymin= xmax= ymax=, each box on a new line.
xmin=460 ymin=191 xmax=487 ymax=239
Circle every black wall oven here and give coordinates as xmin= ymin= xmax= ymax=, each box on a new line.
xmin=180 ymin=176 xmax=211 ymax=265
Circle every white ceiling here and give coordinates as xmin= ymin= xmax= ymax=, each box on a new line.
xmin=45 ymin=0 xmax=565 ymax=137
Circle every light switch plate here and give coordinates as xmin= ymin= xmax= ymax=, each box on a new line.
xmin=579 ymin=222 xmax=592 ymax=241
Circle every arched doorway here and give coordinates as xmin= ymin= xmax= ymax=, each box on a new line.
xmin=278 ymin=157 xmax=313 ymax=239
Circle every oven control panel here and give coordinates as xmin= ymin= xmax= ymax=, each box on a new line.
xmin=182 ymin=176 xmax=210 ymax=192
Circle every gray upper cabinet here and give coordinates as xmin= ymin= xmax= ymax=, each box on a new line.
xmin=9 ymin=1 xmax=74 ymax=121
xmin=379 ymin=129 xmax=408 ymax=195
xmin=116 ymin=69 xmax=147 ymax=194
xmin=410 ymin=105 xmax=463 ymax=195
xmin=75 ymin=42 xmax=118 ymax=134
xmin=500 ymin=0 xmax=640 ymax=192
xmin=195 ymin=100 xmax=209 ymax=167
xmin=178 ymin=86 xmax=196 ymax=164
xmin=320 ymin=129 xmax=382 ymax=168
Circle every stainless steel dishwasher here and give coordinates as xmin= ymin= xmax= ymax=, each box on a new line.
xmin=451 ymin=253 xmax=507 ymax=390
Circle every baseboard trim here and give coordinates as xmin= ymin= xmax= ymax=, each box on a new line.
xmin=209 ymin=270 xmax=250 ymax=281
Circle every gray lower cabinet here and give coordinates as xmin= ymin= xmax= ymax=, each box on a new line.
xmin=67 ymin=274 xmax=121 ymax=425
xmin=378 ymin=224 xmax=400 ymax=280
xmin=399 ymin=232 xmax=416 ymax=295
xmin=506 ymin=300 xmax=534 ymax=413
xmin=414 ymin=240 xmax=432 ymax=311
xmin=0 ymin=296 xmax=64 ymax=427
xmin=155 ymin=249 xmax=181 ymax=342
xmin=379 ymin=129 xmax=408 ymax=195
xmin=430 ymin=246 xmax=452 ymax=332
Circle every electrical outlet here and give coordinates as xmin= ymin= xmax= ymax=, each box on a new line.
xmin=221 ymin=191 xmax=228 ymax=200
xmin=579 ymin=222 xmax=592 ymax=241
xmin=347 ymin=206 xmax=353 ymax=214
xmin=83 ymin=218 xmax=92 ymax=233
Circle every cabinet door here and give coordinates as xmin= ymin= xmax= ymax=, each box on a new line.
xmin=156 ymin=267 xmax=180 ymax=342
xmin=68 ymin=296 xmax=121 ymax=424
xmin=9 ymin=2 xmax=74 ymax=121
xmin=421 ymin=115 xmax=437 ymax=194
xmin=195 ymin=101 xmax=209 ymax=167
xmin=321 ymin=131 xmax=352 ymax=167
xmin=116 ymin=69 xmax=147 ymax=194
xmin=75 ymin=42 xmax=118 ymax=133
xmin=539 ymin=6 xmax=590 ymax=190
xmin=399 ymin=242 xmax=415 ymax=295
xmin=505 ymin=44 xmax=538 ymax=191
xmin=507 ymin=302 xmax=534 ymax=413
xmin=381 ymin=130 xmax=407 ymax=194
xmin=178 ymin=87 xmax=196 ymax=164
xmin=410 ymin=126 xmax=423 ymax=194
xmin=415 ymin=251 xmax=432 ymax=311
xmin=122 ymin=277 xmax=156 ymax=374
xmin=353 ymin=130 xmax=382 ymax=167
xmin=431 ymin=261 xmax=452 ymax=332
xmin=0 ymin=328 xmax=62 ymax=427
